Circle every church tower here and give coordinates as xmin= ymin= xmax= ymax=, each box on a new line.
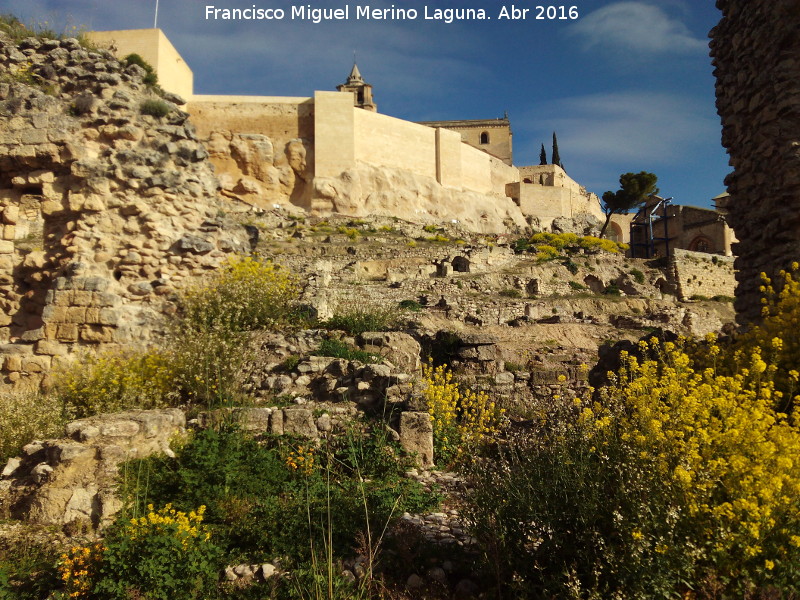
xmin=337 ymin=63 xmax=377 ymax=112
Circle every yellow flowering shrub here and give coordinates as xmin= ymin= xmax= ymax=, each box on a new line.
xmin=93 ymin=504 xmax=219 ymax=600
xmin=286 ymin=444 xmax=316 ymax=476
xmin=465 ymin=273 xmax=800 ymax=598
xmin=53 ymin=349 xmax=178 ymax=419
xmin=179 ymin=255 xmax=300 ymax=333
xmin=421 ymin=362 xmax=504 ymax=465
xmin=593 ymin=337 xmax=800 ymax=589
xmin=514 ymin=231 xmax=628 ymax=261
xmin=57 ymin=543 xmax=104 ymax=599
xmin=0 ymin=390 xmax=65 ymax=461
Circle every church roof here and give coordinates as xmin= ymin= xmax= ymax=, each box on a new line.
xmin=346 ymin=63 xmax=363 ymax=84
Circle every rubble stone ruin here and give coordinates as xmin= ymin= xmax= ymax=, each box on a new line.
xmin=711 ymin=0 xmax=800 ymax=323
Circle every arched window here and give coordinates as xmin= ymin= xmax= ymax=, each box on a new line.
xmin=523 ymin=178 xmax=533 ymax=184
xmin=607 ymin=222 xmax=623 ymax=243
xmin=689 ymin=236 xmax=713 ymax=253
xmin=479 ymin=132 xmax=489 ymax=144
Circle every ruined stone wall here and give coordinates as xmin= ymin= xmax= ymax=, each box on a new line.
xmin=672 ymin=249 xmax=736 ymax=301
xmin=711 ymin=1 xmax=800 ymax=322
xmin=0 ymin=34 xmax=249 ymax=389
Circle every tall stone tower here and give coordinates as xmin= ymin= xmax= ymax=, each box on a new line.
xmin=710 ymin=0 xmax=800 ymax=323
xmin=337 ymin=63 xmax=376 ymax=112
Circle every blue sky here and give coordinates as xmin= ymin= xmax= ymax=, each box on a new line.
xmin=6 ymin=0 xmax=728 ymax=208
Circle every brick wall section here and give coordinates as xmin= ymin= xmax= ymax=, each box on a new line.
xmin=710 ymin=1 xmax=800 ymax=322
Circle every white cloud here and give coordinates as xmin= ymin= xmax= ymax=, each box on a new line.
xmin=570 ymin=2 xmax=707 ymax=55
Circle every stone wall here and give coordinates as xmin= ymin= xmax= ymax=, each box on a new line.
xmin=85 ymin=29 xmax=194 ymax=100
xmin=710 ymin=1 xmax=800 ymax=322
xmin=188 ymin=97 xmax=315 ymax=209
xmin=0 ymin=34 xmax=249 ymax=388
xmin=672 ymin=249 xmax=736 ymax=301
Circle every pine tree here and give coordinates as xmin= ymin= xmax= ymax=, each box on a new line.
xmin=552 ymin=132 xmax=562 ymax=169
xmin=539 ymin=144 xmax=547 ymax=165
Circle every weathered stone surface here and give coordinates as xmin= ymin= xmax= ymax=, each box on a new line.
xmin=0 ymin=409 xmax=186 ymax=527
xmin=711 ymin=0 xmax=800 ymax=322
xmin=282 ymin=408 xmax=318 ymax=439
xmin=399 ymin=411 xmax=434 ymax=469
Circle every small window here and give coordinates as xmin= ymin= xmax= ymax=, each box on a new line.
xmin=479 ymin=132 xmax=489 ymax=144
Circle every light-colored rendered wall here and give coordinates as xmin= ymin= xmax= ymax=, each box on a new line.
xmin=315 ymin=91 xmax=356 ymax=178
xmin=455 ymin=124 xmax=512 ymax=165
xmin=85 ymin=29 xmax=193 ymax=99
xmin=435 ymin=128 xmax=462 ymax=189
xmin=188 ymin=96 xmax=313 ymax=150
xmin=354 ymin=109 xmax=437 ymax=180
xmin=519 ymin=165 xmax=584 ymax=194
xmin=490 ymin=155 xmax=519 ymax=195
xmin=510 ymin=183 xmax=604 ymax=220
xmin=460 ymin=143 xmax=495 ymax=195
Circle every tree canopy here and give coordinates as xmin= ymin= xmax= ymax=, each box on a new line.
xmin=599 ymin=171 xmax=659 ymax=239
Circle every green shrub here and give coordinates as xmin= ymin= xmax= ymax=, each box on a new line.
xmin=422 ymin=224 xmax=439 ymax=233
xmin=499 ymin=288 xmax=522 ymax=298
xmin=313 ymin=339 xmax=382 ymax=364
xmin=140 ymin=99 xmax=171 ymax=118
xmin=123 ymin=53 xmax=158 ymax=86
xmin=120 ymin=426 xmax=437 ymax=565
xmin=323 ymin=304 xmax=399 ymax=335
xmin=711 ymin=294 xmax=735 ymax=303
xmin=53 ymin=349 xmax=178 ymax=419
xmin=179 ymin=255 xmax=300 ymax=333
xmin=563 ymin=259 xmax=579 ymax=275
xmin=0 ymin=391 xmax=65 ymax=463
xmin=569 ymin=280 xmax=587 ymax=291
xmin=92 ymin=505 xmax=220 ymax=600
xmin=630 ymin=268 xmax=645 ymax=284
xmin=690 ymin=294 xmax=710 ymax=301
xmin=604 ymin=282 xmax=621 ymax=296
xmin=398 ymin=299 xmax=422 ymax=312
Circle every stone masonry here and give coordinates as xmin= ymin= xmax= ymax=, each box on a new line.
xmin=711 ymin=1 xmax=800 ymax=322
xmin=0 ymin=33 xmax=250 ymax=388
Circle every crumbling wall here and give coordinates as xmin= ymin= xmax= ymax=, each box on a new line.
xmin=0 ymin=34 xmax=249 ymax=388
xmin=711 ymin=1 xmax=800 ymax=322
xmin=671 ymin=249 xmax=736 ymax=301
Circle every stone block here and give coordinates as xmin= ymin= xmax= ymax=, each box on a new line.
xmin=399 ymin=411 xmax=434 ymax=468
xmin=282 ymin=408 xmax=318 ymax=439
xmin=0 ymin=240 xmax=13 ymax=253
xmin=57 ymin=323 xmax=79 ymax=341
xmin=22 ymin=355 xmax=51 ymax=373
xmin=2 ymin=225 xmax=14 ymax=240
xmin=35 ymin=340 xmax=68 ymax=356
xmin=79 ymin=325 xmax=115 ymax=343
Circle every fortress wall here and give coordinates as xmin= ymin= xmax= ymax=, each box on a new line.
xmin=353 ymin=109 xmax=437 ymax=180
xmin=188 ymin=96 xmax=314 ymax=152
xmin=435 ymin=127 xmax=463 ymax=189
xmin=489 ymin=154 xmax=520 ymax=195
xmin=85 ymin=29 xmax=193 ymax=99
xmin=315 ymin=91 xmax=355 ymax=178
xmin=459 ymin=144 xmax=494 ymax=195
xmin=711 ymin=0 xmax=800 ymax=322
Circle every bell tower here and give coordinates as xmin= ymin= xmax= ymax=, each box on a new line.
xmin=337 ymin=62 xmax=376 ymax=112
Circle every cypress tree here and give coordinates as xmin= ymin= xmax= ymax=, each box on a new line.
xmin=539 ymin=144 xmax=547 ymax=165
xmin=552 ymin=132 xmax=563 ymax=169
